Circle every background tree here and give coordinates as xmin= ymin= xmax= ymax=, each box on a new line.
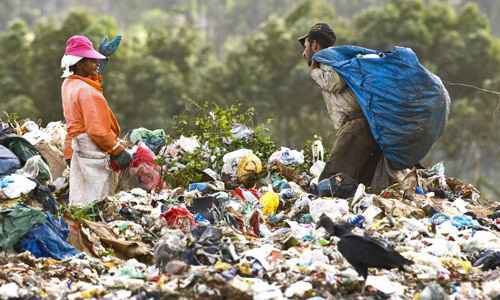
xmin=0 ymin=0 xmax=499 ymax=197
xmin=0 ymin=20 xmax=37 ymax=118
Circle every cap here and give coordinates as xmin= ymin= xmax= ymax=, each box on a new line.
xmin=298 ymin=23 xmax=336 ymax=47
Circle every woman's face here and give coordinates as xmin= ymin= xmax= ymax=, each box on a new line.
xmin=75 ymin=58 xmax=98 ymax=77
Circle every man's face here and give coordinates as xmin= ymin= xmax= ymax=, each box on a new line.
xmin=302 ymin=38 xmax=320 ymax=65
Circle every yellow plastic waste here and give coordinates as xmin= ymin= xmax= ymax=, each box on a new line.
xmin=215 ymin=261 xmax=232 ymax=272
xmin=441 ymin=257 xmax=472 ymax=274
xmin=260 ymin=191 xmax=280 ymax=216
xmin=236 ymin=154 xmax=262 ymax=183
xmin=80 ymin=287 xmax=104 ymax=299
xmin=238 ymin=262 xmax=253 ymax=276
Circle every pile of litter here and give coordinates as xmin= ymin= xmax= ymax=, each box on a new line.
xmin=0 ymin=121 xmax=499 ymax=300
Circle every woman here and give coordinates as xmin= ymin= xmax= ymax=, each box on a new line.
xmin=60 ymin=35 xmax=130 ymax=206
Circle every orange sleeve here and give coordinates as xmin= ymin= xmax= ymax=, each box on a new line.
xmin=64 ymin=131 xmax=73 ymax=160
xmin=79 ymin=88 xmax=124 ymax=155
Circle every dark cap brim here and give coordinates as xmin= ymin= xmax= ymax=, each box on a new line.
xmin=298 ymin=34 xmax=309 ymax=47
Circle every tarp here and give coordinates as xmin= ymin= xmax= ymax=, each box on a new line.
xmin=18 ymin=213 xmax=79 ymax=260
xmin=313 ymin=46 xmax=450 ymax=169
xmin=0 ymin=205 xmax=47 ymax=250
xmin=0 ymin=145 xmax=21 ymax=176
xmin=0 ymin=134 xmax=47 ymax=167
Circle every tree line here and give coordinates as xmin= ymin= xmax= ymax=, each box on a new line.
xmin=0 ymin=0 xmax=499 ymax=197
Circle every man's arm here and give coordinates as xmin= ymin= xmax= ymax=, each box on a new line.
xmin=310 ymin=62 xmax=346 ymax=94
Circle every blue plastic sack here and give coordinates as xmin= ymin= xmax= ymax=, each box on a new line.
xmin=0 ymin=145 xmax=21 ymax=175
xmin=18 ymin=213 xmax=79 ymax=260
xmin=451 ymin=215 xmax=481 ymax=229
xmin=313 ymin=46 xmax=450 ymax=169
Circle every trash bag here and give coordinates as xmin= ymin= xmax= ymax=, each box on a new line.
xmin=236 ymin=154 xmax=263 ymax=185
xmin=18 ymin=213 xmax=79 ymax=260
xmin=161 ymin=206 xmax=195 ymax=231
xmin=0 ymin=174 xmax=37 ymax=199
xmin=313 ymin=46 xmax=450 ymax=169
xmin=129 ymin=128 xmax=166 ymax=154
xmin=259 ymin=192 xmax=280 ymax=216
xmin=28 ymin=183 xmax=59 ymax=215
xmin=131 ymin=143 xmax=156 ymax=168
xmin=222 ymin=149 xmax=254 ymax=176
xmin=129 ymin=143 xmax=163 ymax=191
xmin=0 ymin=135 xmax=47 ymax=167
xmin=231 ymin=124 xmax=254 ymax=140
xmin=185 ymin=225 xmax=238 ymax=266
xmin=473 ymin=250 xmax=500 ymax=271
xmin=19 ymin=155 xmax=52 ymax=183
xmin=0 ymin=204 xmax=47 ymax=250
xmin=188 ymin=196 xmax=224 ymax=224
xmin=0 ymin=145 xmax=21 ymax=176
xmin=318 ymin=173 xmax=358 ymax=199
xmin=268 ymin=147 xmax=304 ymax=167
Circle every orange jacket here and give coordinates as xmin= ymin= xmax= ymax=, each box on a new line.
xmin=61 ymin=75 xmax=124 ymax=160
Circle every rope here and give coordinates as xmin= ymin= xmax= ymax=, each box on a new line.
xmin=444 ymin=81 xmax=500 ymax=114
xmin=444 ymin=81 xmax=500 ymax=96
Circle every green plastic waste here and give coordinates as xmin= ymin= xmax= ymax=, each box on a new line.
xmin=129 ymin=128 xmax=166 ymax=153
xmin=0 ymin=205 xmax=47 ymax=250
xmin=117 ymin=265 xmax=145 ymax=279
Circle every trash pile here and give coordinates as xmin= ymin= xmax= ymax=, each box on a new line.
xmin=0 ymin=120 xmax=499 ymax=300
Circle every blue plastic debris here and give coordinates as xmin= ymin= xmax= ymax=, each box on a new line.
xmin=18 ymin=213 xmax=79 ymax=260
xmin=313 ymin=46 xmax=450 ymax=169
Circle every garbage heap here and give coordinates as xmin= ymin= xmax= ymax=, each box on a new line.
xmin=0 ymin=121 xmax=499 ymax=300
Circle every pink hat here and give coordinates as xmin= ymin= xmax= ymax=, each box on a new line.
xmin=64 ymin=35 xmax=106 ymax=59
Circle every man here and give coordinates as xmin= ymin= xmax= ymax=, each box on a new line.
xmin=61 ymin=35 xmax=131 ymax=206
xmin=299 ymin=23 xmax=384 ymax=189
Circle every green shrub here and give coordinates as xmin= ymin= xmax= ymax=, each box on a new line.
xmin=161 ymin=102 xmax=276 ymax=187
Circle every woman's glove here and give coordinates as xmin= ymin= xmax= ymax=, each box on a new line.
xmin=110 ymin=149 xmax=132 ymax=170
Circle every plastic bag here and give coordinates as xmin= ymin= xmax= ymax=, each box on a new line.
xmin=129 ymin=143 xmax=163 ymax=191
xmin=309 ymin=160 xmax=325 ymax=178
xmin=0 ymin=174 xmax=37 ymax=199
xmin=233 ymin=187 xmax=260 ymax=203
xmin=259 ymin=192 xmax=280 ymax=216
xmin=131 ymin=143 xmax=156 ymax=168
xmin=129 ymin=127 xmax=166 ymax=154
xmin=177 ymin=136 xmax=200 ymax=153
xmin=317 ymin=173 xmax=358 ymax=198
xmin=161 ymin=206 xmax=195 ymax=231
xmin=309 ymin=198 xmax=349 ymax=222
xmin=21 ymin=121 xmax=51 ymax=145
xmin=222 ymin=149 xmax=254 ymax=176
xmin=19 ymin=155 xmax=52 ymax=183
xmin=268 ymin=147 xmax=304 ymax=166
xmin=236 ymin=154 xmax=262 ymax=183
xmin=231 ymin=124 xmax=254 ymax=140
